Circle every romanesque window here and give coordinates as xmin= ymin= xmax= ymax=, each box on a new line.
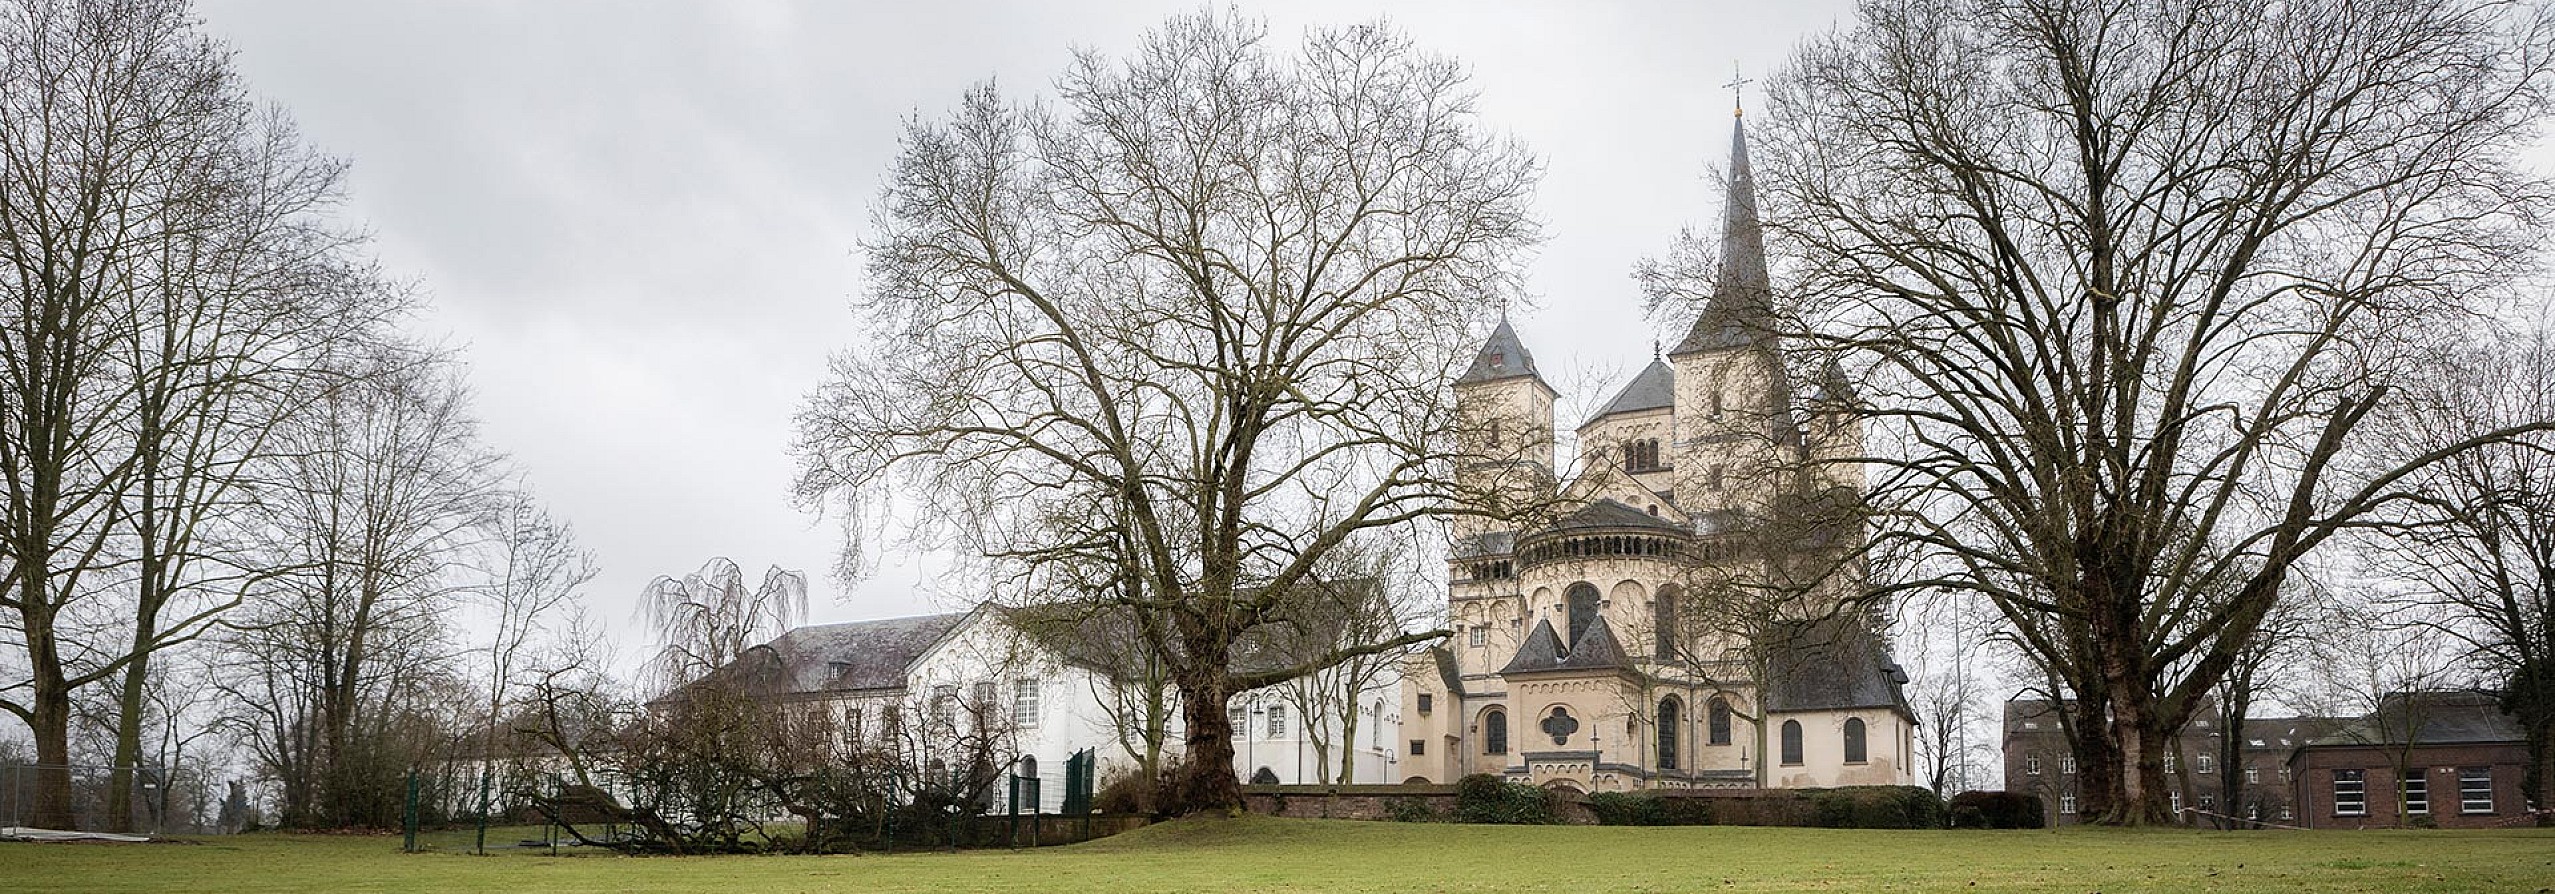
xmin=1780 ymin=719 xmax=1803 ymax=766
xmin=2332 ymin=769 xmax=2366 ymax=816
xmin=1624 ymin=439 xmax=1663 ymax=472
xmin=2460 ymin=767 xmax=2493 ymax=813
xmin=1542 ymin=707 xmax=1580 ymax=746
xmin=1653 ymin=592 xmax=1678 ymax=661
xmin=1485 ymin=709 xmax=1509 ymax=755
xmin=1707 ymin=697 xmax=1732 ymax=746
xmin=1565 ymin=583 xmax=1600 ymax=647
xmin=1842 ymin=717 xmax=1867 ymax=764
xmin=1656 ymin=697 xmax=1682 ymax=770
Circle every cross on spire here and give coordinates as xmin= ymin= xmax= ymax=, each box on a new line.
xmin=1723 ymin=63 xmax=1753 ymax=119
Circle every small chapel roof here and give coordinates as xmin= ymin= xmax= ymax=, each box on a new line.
xmin=1458 ymin=319 xmax=1543 ymax=385
xmin=1499 ymin=616 xmax=1633 ymax=676
xmin=1760 ymin=615 xmax=1910 ymax=714
xmin=1585 ymin=359 xmax=1675 ymax=425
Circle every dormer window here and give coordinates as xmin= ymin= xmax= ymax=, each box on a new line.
xmin=1488 ymin=351 xmax=1505 ymax=367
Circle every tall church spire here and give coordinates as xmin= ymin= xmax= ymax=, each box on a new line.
xmin=1670 ymin=114 xmax=1777 ymax=355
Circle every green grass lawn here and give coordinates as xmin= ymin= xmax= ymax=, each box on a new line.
xmin=8 ymin=816 xmax=2553 ymax=893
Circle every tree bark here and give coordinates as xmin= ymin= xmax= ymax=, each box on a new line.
xmin=1171 ymin=672 xmax=1239 ymax=813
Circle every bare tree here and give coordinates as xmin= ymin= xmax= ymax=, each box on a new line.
xmin=2367 ymin=328 xmax=2555 ymax=817
xmin=637 ymin=558 xmax=806 ymax=694
xmin=219 ymin=357 xmax=497 ymax=828
xmin=1747 ymin=0 xmax=2555 ymax=823
xmin=793 ymin=12 xmax=1537 ymax=812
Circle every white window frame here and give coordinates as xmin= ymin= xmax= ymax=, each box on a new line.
xmin=1012 ymin=679 xmax=1041 ymax=728
xmin=2060 ymin=755 xmax=2076 ymax=775
xmin=2245 ymin=766 xmax=2259 ymax=784
xmin=2402 ymin=771 xmax=2428 ymax=815
xmin=2460 ymin=767 xmax=2493 ymax=814
xmin=2060 ymin=794 xmax=2077 ymax=815
xmin=2163 ymin=752 xmax=2177 ymax=773
xmin=2025 ymin=755 xmax=2042 ymax=776
xmin=1469 ymin=626 xmax=1488 ymax=648
xmin=1266 ymin=704 xmax=1288 ymax=738
xmin=2196 ymin=753 xmax=2214 ymax=774
xmin=2333 ymin=769 xmax=2367 ymax=816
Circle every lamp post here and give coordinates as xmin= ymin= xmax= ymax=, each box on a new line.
xmin=1246 ymin=698 xmax=1263 ymax=783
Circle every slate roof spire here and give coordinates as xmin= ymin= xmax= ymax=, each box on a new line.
xmin=1459 ymin=316 xmax=1543 ymax=384
xmin=1671 ymin=114 xmax=1778 ymax=355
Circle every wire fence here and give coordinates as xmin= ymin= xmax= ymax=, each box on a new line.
xmin=0 ymin=763 xmax=227 ymax=834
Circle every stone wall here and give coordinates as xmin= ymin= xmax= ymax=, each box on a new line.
xmin=1238 ymin=783 xmax=1830 ymax=826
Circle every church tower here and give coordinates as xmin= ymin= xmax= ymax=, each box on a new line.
xmin=1667 ymin=111 xmax=1797 ymax=520
xmin=1452 ymin=318 xmax=1558 ymax=533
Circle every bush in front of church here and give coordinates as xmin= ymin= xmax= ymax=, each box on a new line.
xmin=1453 ymin=773 xmax=1561 ymax=824
xmin=1946 ymin=790 xmax=2045 ymax=829
xmin=1807 ymin=786 xmax=1946 ymax=829
xmin=1582 ymin=792 xmax=1715 ymax=826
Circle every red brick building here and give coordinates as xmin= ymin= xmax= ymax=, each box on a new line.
xmin=2003 ymin=699 xmax=2328 ymax=826
xmin=2287 ymin=691 xmax=2536 ymax=829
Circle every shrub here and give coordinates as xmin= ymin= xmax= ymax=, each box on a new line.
xmin=1582 ymin=792 xmax=1667 ymax=826
xmin=1947 ymin=790 xmax=2044 ymax=829
xmin=1384 ymin=797 xmax=1440 ymax=823
xmin=1453 ymin=773 xmax=1559 ymax=825
xmin=1808 ymin=786 xmax=1945 ymax=829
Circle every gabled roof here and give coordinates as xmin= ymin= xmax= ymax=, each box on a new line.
xmin=1584 ymin=360 xmax=1675 ymax=426
xmin=1499 ymin=616 xmax=1632 ymax=676
xmin=2305 ymin=691 xmax=2525 ymax=748
xmin=1761 ymin=615 xmax=1910 ymax=714
xmin=1459 ymin=319 xmax=1543 ymax=385
xmin=681 ymin=611 xmax=972 ymax=700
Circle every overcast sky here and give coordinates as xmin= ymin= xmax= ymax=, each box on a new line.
xmin=188 ymin=1 xmax=1861 ymax=648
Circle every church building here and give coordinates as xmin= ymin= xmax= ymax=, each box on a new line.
xmin=1397 ymin=111 xmax=1916 ymax=793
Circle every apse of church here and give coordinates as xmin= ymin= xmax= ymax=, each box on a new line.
xmin=1398 ymin=113 xmax=1914 ymax=793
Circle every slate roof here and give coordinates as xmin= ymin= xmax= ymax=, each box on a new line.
xmin=1452 ymin=530 xmax=1516 ymax=558
xmin=1546 ymin=498 xmax=1686 ymax=534
xmin=1458 ymin=319 xmax=1542 ymax=385
xmin=1586 ymin=360 xmax=1675 ymax=425
xmin=1499 ymin=616 xmax=1632 ymax=675
xmin=2306 ymin=691 xmax=2525 ymax=747
xmin=1760 ymin=615 xmax=1910 ymax=714
xmin=689 ymin=611 xmax=970 ymax=699
xmin=1672 ymin=115 xmax=1779 ymax=357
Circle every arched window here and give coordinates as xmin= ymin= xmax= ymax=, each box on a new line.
xmin=1656 ymin=697 xmax=1682 ymax=770
xmin=1780 ymin=719 xmax=1803 ymax=766
xmin=1653 ymin=589 xmax=1678 ymax=661
xmin=1565 ymin=583 xmax=1600 ymax=647
xmin=1017 ymin=755 xmax=1038 ymax=778
xmin=1484 ymin=709 xmax=1509 ymax=755
xmin=1843 ymin=717 xmax=1868 ymax=764
xmin=1708 ymin=697 xmax=1732 ymax=746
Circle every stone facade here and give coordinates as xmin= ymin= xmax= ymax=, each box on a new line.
xmin=1398 ymin=113 xmax=1915 ymax=794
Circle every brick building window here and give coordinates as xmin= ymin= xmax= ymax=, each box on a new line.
xmin=2060 ymin=755 xmax=2075 ymax=775
xmin=2197 ymin=753 xmax=2214 ymax=774
xmin=2333 ymin=769 xmax=2366 ymax=816
xmin=2060 ymin=794 xmax=2077 ymax=814
xmin=2402 ymin=771 xmax=2428 ymax=815
xmin=2025 ymin=755 xmax=2042 ymax=776
xmin=2245 ymin=766 xmax=2259 ymax=784
xmin=2460 ymin=767 xmax=2494 ymax=814
xmin=2163 ymin=752 xmax=2177 ymax=773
